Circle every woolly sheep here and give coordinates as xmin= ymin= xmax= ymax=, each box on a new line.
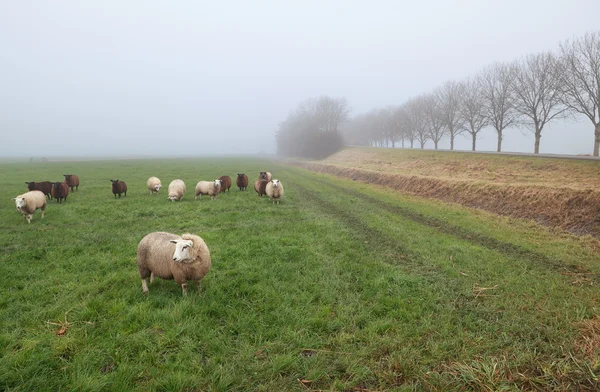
xmin=111 ymin=180 xmax=127 ymax=198
xmin=254 ymin=179 xmax=268 ymax=197
xmin=147 ymin=176 xmax=162 ymax=194
xmin=63 ymin=174 xmax=80 ymax=191
xmin=265 ymin=179 xmax=284 ymax=204
xmin=259 ymin=171 xmax=272 ymax=181
xmin=218 ymin=175 xmax=231 ymax=193
xmin=13 ymin=190 xmax=46 ymax=223
xmin=51 ymin=182 xmax=69 ymax=203
xmin=195 ymin=180 xmax=222 ymax=200
xmin=236 ymin=173 xmax=248 ymax=191
xmin=168 ymin=179 xmax=186 ymax=201
xmin=137 ymin=232 xmax=211 ymax=295
xmin=25 ymin=181 xmax=53 ymax=199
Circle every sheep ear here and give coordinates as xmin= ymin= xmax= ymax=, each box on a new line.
xmin=12 ymin=198 xmax=17 ymax=201
xmin=169 ymin=240 xmax=178 ymax=244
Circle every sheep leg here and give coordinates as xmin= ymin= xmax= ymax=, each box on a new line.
xmin=27 ymin=214 xmax=32 ymax=223
xmin=150 ymin=272 xmax=155 ymax=283
xmin=181 ymin=283 xmax=188 ymax=296
xmin=141 ymin=278 xmax=149 ymax=294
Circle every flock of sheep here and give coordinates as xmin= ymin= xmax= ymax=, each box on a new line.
xmin=13 ymin=170 xmax=284 ymax=295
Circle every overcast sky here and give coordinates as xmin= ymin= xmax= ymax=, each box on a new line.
xmin=1 ymin=0 xmax=599 ymax=157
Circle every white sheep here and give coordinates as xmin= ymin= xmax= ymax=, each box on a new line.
xmin=147 ymin=176 xmax=162 ymax=194
xmin=265 ymin=179 xmax=284 ymax=204
xmin=168 ymin=179 xmax=186 ymax=201
xmin=195 ymin=179 xmax=222 ymax=201
xmin=13 ymin=190 xmax=47 ymax=223
xmin=137 ymin=232 xmax=211 ymax=295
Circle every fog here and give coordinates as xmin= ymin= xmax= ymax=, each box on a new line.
xmin=1 ymin=0 xmax=599 ymax=158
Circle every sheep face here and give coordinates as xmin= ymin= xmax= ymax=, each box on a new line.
xmin=272 ymin=179 xmax=280 ymax=187
xmin=237 ymin=173 xmax=244 ymax=178
xmin=13 ymin=197 xmax=26 ymax=209
xmin=154 ymin=184 xmax=162 ymax=191
xmin=214 ymin=179 xmax=222 ymax=187
xmin=64 ymin=174 xmax=72 ymax=180
xmin=259 ymin=172 xmax=267 ymax=180
xmin=169 ymin=239 xmax=194 ymax=262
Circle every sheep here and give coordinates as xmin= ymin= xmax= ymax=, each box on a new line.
xmin=195 ymin=179 xmax=222 ymax=200
xmin=236 ymin=173 xmax=248 ymax=191
xmin=25 ymin=181 xmax=53 ymax=199
xmin=254 ymin=179 xmax=268 ymax=197
xmin=265 ymin=179 xmax=285 ymax=204
xmin=51 ymin=182 xmax=69 ymax=203
xmin=168 ymin=179 xmax=186 ymax=201
xmin=137 ymin=232 xmax=211 ymax=295
xmin=259 ymin=171 xmax=272 ymax=181
xmin=63 ymin=174 xmax=80 ymax=191
xmin=111 ymin=180 xmax=127 ymax=198
xmin=13 ymin=190 xmax=46 ymax=223
xmin=218 ymin=175 xmax=231 ymax=193
xmin=147 ymin=176 xmax=162 ymax=194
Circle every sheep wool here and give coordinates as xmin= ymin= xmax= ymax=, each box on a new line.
xmin=147 ymin=176 xmax=162 ymax=194
xmin=265 ymin=179 xmax=285 ymax=204
xmin=13 ymin=190 xmax=46 ymax=223
xmin=137 ymin=232 xmax=211 ymax=295
xmin=168 ymin=179 xmax=186 ymax=201
xmin=195 ymin=180 xmax=222 ymax=200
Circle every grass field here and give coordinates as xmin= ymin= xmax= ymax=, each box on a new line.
xmin=1 ymin=157 xmax=599 ymax=391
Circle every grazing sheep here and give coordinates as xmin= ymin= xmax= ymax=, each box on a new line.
xmin=265 ymin=179 xmax=285 ymax=204
xmin=147 ymin=176 xmax=162 ymax=194
xmin=25 ymin=181 xmax=53 ymax=199
xmin=236 ymin=173 xmax=248 ymax=191
xmin=63 ymin=174 xmax=80 ymax=191
xmin=254 ymin=179 xmax=268 ymax=197
xmin=111 ymin=180 xmax=127 ymax=198
xmin=51 ymin=182 xmax=69 ymax=203
xmin=195 ymin=180 xmax=222 ymax=200
xmin=137 ymin=232 xmax=211 ymax=295
xmin=218 ymin=175 xmax=231 ymax=193
xmin=259 ymin=171 xmax=272 ymax=181
xmin=168 ymin=179 xmax=186 ymax=201
xmin=13 ymin=190 xmax=46 ymax=223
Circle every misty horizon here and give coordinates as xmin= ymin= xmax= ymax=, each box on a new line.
xmin=2 ymin=1 xmax=599 ymax=158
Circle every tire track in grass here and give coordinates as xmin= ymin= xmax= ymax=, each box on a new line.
xmin=282 ymin=165 xmax=600 ymax=282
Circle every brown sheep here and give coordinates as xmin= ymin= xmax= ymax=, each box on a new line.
xmin=218 ymin=175 xmax=232 ymax=193
xmin=259 ymin=171 xmax=272 ymax=181
xmin=111 ymin=180 xmax=127 ymax=198
xmin=63 ymin=174 xmax=80 ymax=191
xmin=254 ymin=179 xmax=268 ymax=197
xmin=51 ymin=182 xmax=69 ymax=203
xmin=236 ymin=173 xmax=248 ymax=191
xmin=25 ymin=181 xmax=53 ymax=199
xmin=137 ymin=232 xmax=211 ymax=295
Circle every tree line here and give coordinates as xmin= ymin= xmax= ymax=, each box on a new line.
xmin=276 ymin=32 xmax=599 ymax=158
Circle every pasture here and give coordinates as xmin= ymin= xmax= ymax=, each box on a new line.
xmin=1 ymin=157 xmax=599 ymax=391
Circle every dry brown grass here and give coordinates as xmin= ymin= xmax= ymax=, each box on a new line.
xmin=288 ymin=148 xmax=600 ymax=238
xmin=321 ymin=148 xmax=600 ymax=190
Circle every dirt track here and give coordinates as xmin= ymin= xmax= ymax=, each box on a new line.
xmin=287 ymin=160 xmax=600 ymax=239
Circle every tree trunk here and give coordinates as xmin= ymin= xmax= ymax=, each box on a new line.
xmin=410 ymin=140 xmax=414 ymax=148
xmin=497 ymin=130 xmax=502 ymax=152
xmin=434 ymin=140 xmax=439 ymax=150
xmin=534 ymin=131 xmax=541 ymax=154
xmin=401 ymin=139 xmax=405 ymax=148
xmin=391 ymin=140 xmax=395 ymax=148
xmin=450 ymin=134 xmax=454 ymax=151
xmin=472 ymin=133 xmax=476 ymax=151
xmin=420 ymin=142 xmax=425 ymax=149
xmin=594 ymin=123 xmax=600 ymax=157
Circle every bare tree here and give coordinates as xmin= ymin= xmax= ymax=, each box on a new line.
xmin=423 ymin=93 xmax=445 ymax=149
xmin=559 ymin=31 xmax=600 ymax=156
xmin=511 ymin=52 xmax=568 ymax=154
xmin=310 ymin=96 xmax=351 ymax=133
xmin=479 ymin=62 xmax=518 ymax=152
xmin=393 ymin=105 xmax=409 ymax=148
xmin=406 ymin=97 xmax=429 ymax=149
xmin=435 ymin=81 xmax=464 ymax=150
xmin=459 ymin=78 xmax=489 ymax=151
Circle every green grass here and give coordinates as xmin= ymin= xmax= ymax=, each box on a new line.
xmin=0 ymin=158 xmax=599 ymax=391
